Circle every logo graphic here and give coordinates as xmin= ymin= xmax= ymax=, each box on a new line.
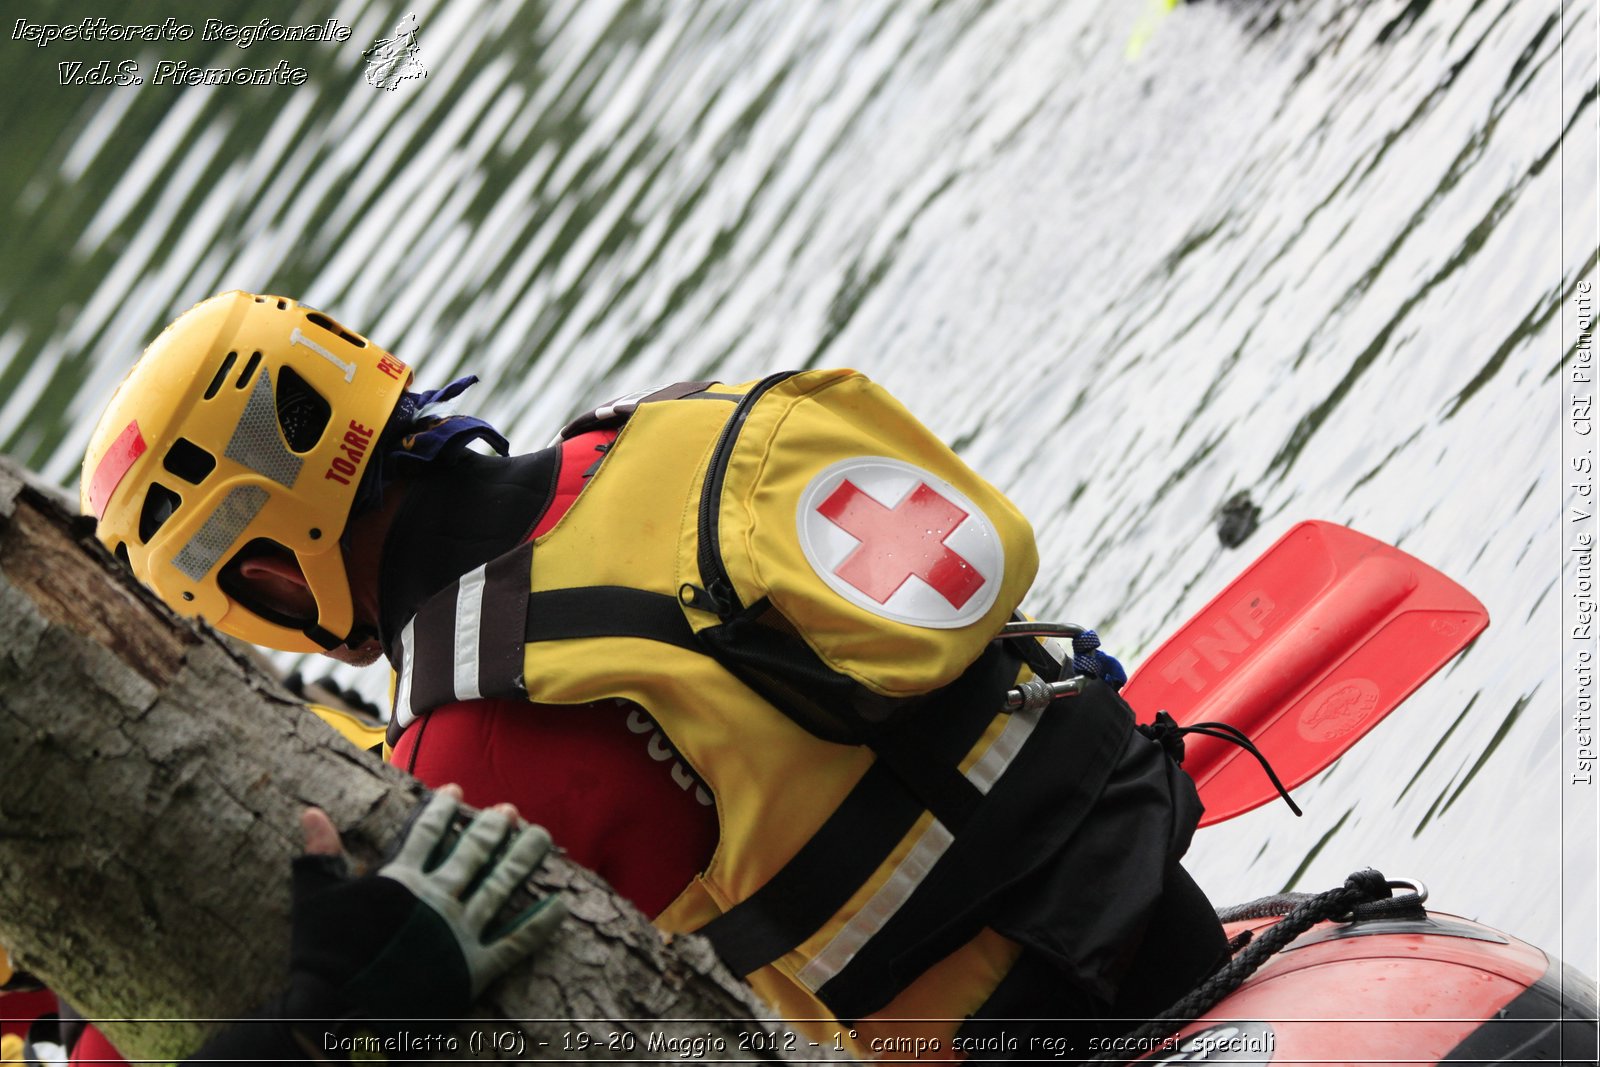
xmin=1298 ymin=678 xmax=1380 ymax=741
xmin=1158 ymin=591 xmax=1277 ymax=693
xmin=797 ymin=457 xmax=1003 ymax=628
xmin=363 ymin=13 xmax=427 ymax=91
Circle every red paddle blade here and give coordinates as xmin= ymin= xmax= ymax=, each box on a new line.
xmin=1121 ymin=521 xmax=1488 ymax=826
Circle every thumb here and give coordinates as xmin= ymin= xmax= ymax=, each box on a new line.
xmin=301 ymin=807 xmax=344 ymax=857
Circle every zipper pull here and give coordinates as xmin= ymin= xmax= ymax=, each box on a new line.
xmin=679 ymin=580 xmax=736 ymax=616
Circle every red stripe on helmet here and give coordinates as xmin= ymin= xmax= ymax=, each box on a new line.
xmin=88 ymin=420 xmax=147 ymax=520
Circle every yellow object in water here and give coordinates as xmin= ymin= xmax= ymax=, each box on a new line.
xmin=1126 ymin=0 xmax=1182 ymax=60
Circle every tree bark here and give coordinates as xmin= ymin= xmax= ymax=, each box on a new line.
xmin=0 ymin=459 xmax=844 ymax=1063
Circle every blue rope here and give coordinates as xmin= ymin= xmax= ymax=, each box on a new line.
xmin=1071 ymin=629 xmax=1127 ymax=690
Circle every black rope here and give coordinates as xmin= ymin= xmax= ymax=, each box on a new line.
xmin=1348 ymin=890 xmax=1429 ymax=923
xmin=1087 ymin=869 xmax=1394 ymax=1064
xmin=1214 ymin=892 xmax=1312 ymax=924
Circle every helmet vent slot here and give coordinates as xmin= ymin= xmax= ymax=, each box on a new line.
xmin=163 ymin=438 xmax=217 ymax=485
xmin=203 ymin=352 xmax=238 ymax=400
xmin=235 ymin=351 xmax=263 ymax=389
xmin=304 ymin=311 xmax=368 ymax=349
xmin=275 ymin=367 xmax=332 ymax=453
xmin=114 ymin=542 xmax=131 ymax=569
xmin=138 ymin=483 xmax=182 ymax=543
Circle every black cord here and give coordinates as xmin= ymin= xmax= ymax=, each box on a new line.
xmin=1136 ymin=712 xmax=1303 ymax=816
xmin=1087 ymin=870 xmax=1393 ymax=1064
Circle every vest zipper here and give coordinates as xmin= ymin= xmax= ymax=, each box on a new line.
xmin=684 ymin=370 xmax=798 ymax=617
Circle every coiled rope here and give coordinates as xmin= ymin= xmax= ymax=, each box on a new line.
xmin=1087 ymin=869 xmax=1397 ymax=1064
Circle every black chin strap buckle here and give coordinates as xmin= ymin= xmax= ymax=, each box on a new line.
xmin=302 ymin=623 xmax=346 ymax=652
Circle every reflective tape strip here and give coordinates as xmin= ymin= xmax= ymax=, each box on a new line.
xmin=594 ymin=389 xmax=649 ymax=422
xmin=392 ymin=619 xmax=416 ymax=731
xmin=795 ymin=701 xmax=1043 ymax=991
xmin=172 ymin=484 xmax=268 ymax=581
xmin=452 ymin=565 xmax=487 ymax=701
xmin=965 ymin=700 xmax=1043 ymax=795
xmin=797 ymin=820 xmax=955 ymax=991
xmin=224 ymin=373 xmax=302 ymax=488
xmin=87 ymin=419 xmax=146 ymax=519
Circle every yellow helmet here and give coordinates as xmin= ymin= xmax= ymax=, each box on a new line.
xmin=81 ymin=292 xmax=412 ymax=652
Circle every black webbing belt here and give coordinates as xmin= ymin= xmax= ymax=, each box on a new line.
xmin=525 ymin=586 xmax=700 ymax=650
xmin=695 ymin=645 xmax=1017 ymax=976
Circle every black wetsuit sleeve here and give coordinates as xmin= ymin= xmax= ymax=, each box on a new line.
xmin=178 ymin=856 xmax=471 ymax=1065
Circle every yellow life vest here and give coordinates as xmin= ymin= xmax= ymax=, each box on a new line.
xmin=384 ymin=369 xmax=1137 ymax=1055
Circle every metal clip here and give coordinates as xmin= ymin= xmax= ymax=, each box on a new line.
xmin=1385 ymin=877 xmax=1429 ymax=905
xmin=998 ymin=621 xmax=1086 ymax=641
xmin=1002 ymin=675 xmax=1086 ymax=713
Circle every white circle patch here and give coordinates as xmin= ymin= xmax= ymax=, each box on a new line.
xmin=796 ymin=456 xmax=1004 ymax=629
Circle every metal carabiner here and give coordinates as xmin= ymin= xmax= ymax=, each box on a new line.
xmin=1384 ymin=877 xmax=1429 ymax=905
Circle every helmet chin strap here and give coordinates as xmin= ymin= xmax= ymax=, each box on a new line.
xmin=301 ymin=620 xmax=379 ymax=653
xmin=302 ymin=622 xmax=347 ymax=652
xmin=342 ymin=621 xmax=380 ymax=650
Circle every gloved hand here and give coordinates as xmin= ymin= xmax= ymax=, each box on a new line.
xmin=376 ymin=789 xmax=566 ymax=1000
xmin=287 ymin=786 xmax=565 ymax=1021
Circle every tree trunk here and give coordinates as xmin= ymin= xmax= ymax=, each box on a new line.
xmin=0 ymin=459 xmax=844 ymax=1063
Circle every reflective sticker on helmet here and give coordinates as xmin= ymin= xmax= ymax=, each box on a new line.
xmin=88 ymin=419 xmax=147 ymax=519
xmin=288 ymin=327 xmax=356 ymax=383
xmin=172 ymin=484 xmax=269 ymax=582
xmin=225 ymin=373 xmax=303 ymax=488
xmin=797 ymin=457 xmax=1004 ymax=629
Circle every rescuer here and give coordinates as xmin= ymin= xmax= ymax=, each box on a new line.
xmin=82 ymin=291 xmax=1227 ymax=1061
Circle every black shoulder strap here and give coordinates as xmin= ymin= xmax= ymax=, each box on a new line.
xmin=387 ymin=542 xmax=536 ymax=741
xmin=387 ymin=541 xmax=702 ymax=738
xmin=524 ymin=587 xmax=699 ymax=650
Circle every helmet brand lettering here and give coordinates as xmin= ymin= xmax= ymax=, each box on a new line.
xmin=376 ymin=352 xmax=407 ymax=381
xmin=288 ymin=326 xmax=356 ymax=383
xmin=323 ymin=420 xmax=374 ymax=485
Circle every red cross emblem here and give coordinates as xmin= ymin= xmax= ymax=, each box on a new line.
xmin=815 ymin=479 xmax=985 ymax=609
